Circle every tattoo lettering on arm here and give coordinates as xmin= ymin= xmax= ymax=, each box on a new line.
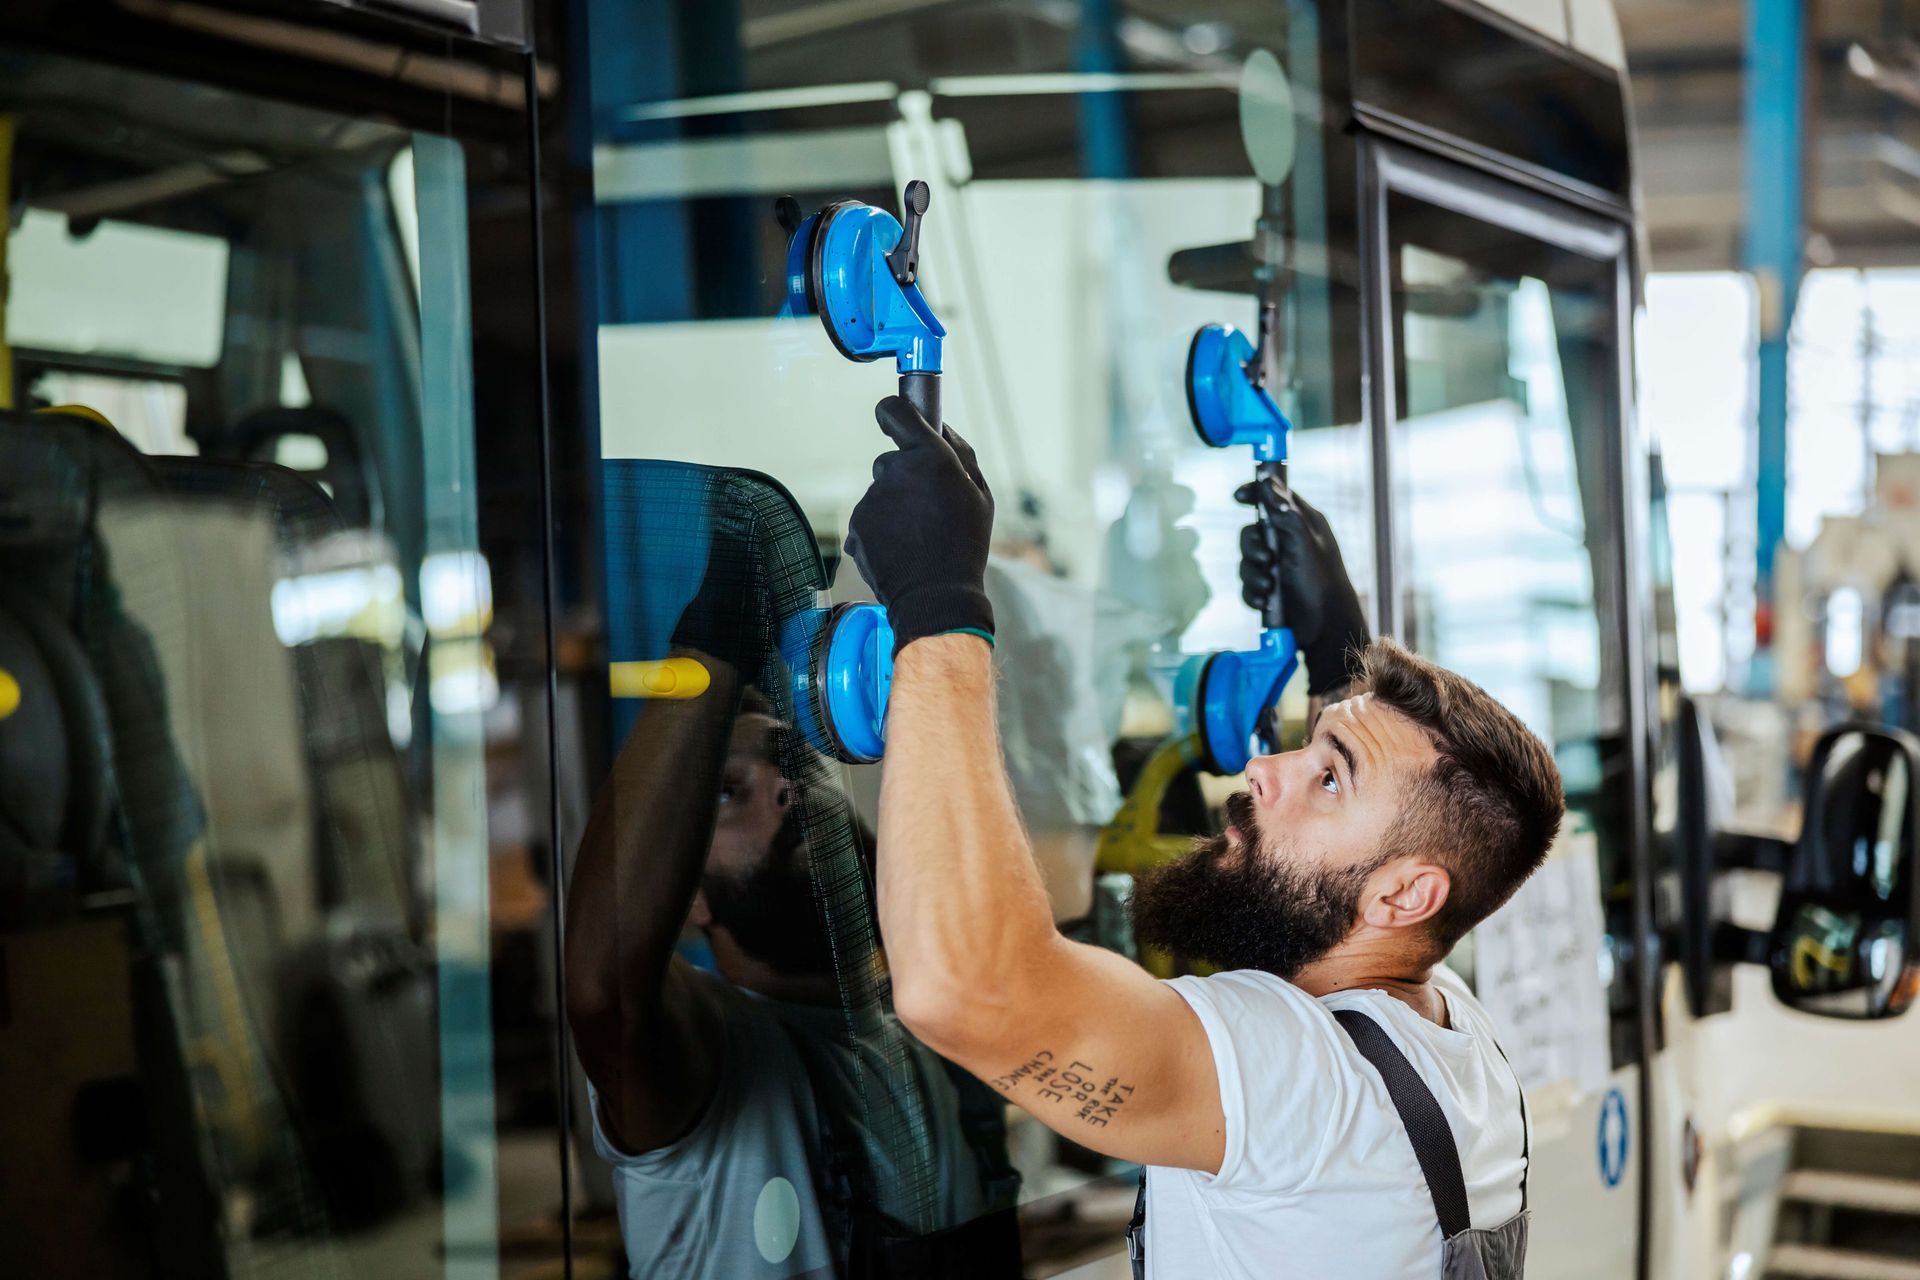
xmin=988 ymin=1050 xmax=1137 ymax=1129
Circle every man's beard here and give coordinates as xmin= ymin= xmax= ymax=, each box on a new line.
xmin=700 ymin=808 xmax=839 ymax=975
xmin=1129 ymin=792 xmax=1384 ymax=980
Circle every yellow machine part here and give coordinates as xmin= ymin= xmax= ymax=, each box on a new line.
xmin=1096 ymin=733 xmax=1202 ymax=878
xmin=1097 ymin=734 xmax=1205 ymax=979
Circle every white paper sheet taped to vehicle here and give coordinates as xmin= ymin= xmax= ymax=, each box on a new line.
xmin=1470 ymin=827 xmax=1612 ymax=1096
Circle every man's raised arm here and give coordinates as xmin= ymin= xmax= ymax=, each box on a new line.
xmin=564 ymin=661 xmax=736 ymax=1155
xmin=845 ymin=396 xmax=1227 ymax=1173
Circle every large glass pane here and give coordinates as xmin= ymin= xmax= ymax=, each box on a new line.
xmin=571 ymin=4 xmax=1369 ymax=1275
xmin=1382 ymin=188 xmax=1638 ymax=1069
xmin=0 ymin=46 xmax=559 ymax=1278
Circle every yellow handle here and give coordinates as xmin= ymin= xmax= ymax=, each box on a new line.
xmin=609 ymin=657 xmax=712 ymax=699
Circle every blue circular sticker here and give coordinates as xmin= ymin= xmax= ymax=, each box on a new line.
xmin=1597 ymin=1087 xmax=1630 ymax=1188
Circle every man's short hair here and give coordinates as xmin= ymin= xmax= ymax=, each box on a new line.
xmin=1350 ymin=638 xmax=1565 ymax=956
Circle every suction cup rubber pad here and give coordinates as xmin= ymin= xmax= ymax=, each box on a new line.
xmin=1184 ymin=328 xmax=1209 ymax=448
xmin=808 ymin=200 xmax=878 ymax=364
xmin=1187 ymin=323 xmax=1251 ymax=450
xmin=1193 ymin=652 xmax=1235 ymax=776
xmin=810 ymin=601 xmax=891 ymax=764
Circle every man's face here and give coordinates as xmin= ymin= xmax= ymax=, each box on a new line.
xmin=1130 ymin=694 xmax=1439 ymax=978
xmin=695 ymin=712 xmax=837 ymax=973
xmin=706 ymin=713 xmax=795 ymax=879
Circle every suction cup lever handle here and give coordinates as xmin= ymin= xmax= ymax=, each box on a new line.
xmin=775 ymin=195 xmax=804 ymax=235
xmin=1248 ymin=299 xmax=1278 ymax=390
xmin=1251 ymin=461 xmax=1289 ymax=631
xmin=887 ymin=180 xmax=930 ymax=287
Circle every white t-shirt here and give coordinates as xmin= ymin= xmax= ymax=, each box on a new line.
xmin=588 ymin=970 xmax=989 ymax=1278
xmin=1145 ymin=964 xmax=1528 ymax=1280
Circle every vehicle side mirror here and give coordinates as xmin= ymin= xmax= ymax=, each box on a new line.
xmin=1768 ymin=725 xmax=1920 ymax=1019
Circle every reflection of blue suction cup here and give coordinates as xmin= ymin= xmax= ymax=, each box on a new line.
xmin=1180 ymin=304 xmax=1301 ymax=775
xmin=783 ymin=602 xmax=894 ymax=765
xmin=1186 ymin=323 xmax=1290 ymax=459
xmin=1177 ymin=630 xmax=1299 ymax=776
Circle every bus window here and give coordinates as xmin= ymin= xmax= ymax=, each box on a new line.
xmin=7 ymin=209 xmax=230 ymax=368
xmin=0 ymin=43 xmax=552 ymax=1278
xmin=6 ymin=205 xmax=229 ymax=452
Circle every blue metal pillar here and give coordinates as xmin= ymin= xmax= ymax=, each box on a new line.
xmin=577 ymin=0 xmax=745 ymax=324
xmin=1075 ymin=0 xmax=1133 ymax=178
xmin=1745 ymin=0 xmax=1805 ymax=675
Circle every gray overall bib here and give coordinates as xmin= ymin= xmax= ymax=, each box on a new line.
xmin=1126 ymin=1008 xmax=1530 ymax=1279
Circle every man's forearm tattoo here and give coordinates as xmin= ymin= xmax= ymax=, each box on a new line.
xmin=988 ymin=1050 xmax=1136 ymax=1128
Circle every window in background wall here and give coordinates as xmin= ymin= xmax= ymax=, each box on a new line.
xmin=6 ymin=210 xmax=229 ymax=367
xmin=1640 ymin=271 xmax=1756 ymax=693
xmin=1788 ymin=269 xmax=1920 ymax=547
xmin=1639 ymin=268 xmax=1920 ymax=694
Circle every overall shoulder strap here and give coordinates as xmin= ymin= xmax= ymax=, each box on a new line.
xmin=1490 ymin=1038 xmax=1530 ymax=1212
xmin=1333 ymin=1009 xmax=1472 ymax=1239
xmin=772 ymin=1017 xmax=863 ymax=1264
xmin=1126 ymin=1170 xmax=1146 ymax=1280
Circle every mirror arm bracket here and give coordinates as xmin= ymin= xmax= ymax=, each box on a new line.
xmin=1715 ymin=829 xmax=1791 ymax=873
xmin=1713 ymin=922 xmax=1771 ymax=967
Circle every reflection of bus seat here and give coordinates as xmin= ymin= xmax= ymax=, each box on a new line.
xmin=0 ymin=587 xmax=161 ymax=1278
xmin=0 ymin=411 xmax=212 ymax=924
xmin=148 ymin=453 xmax=436 ymax=1226
xmin=0 ymin=602 xmax=71 ymax=870
xmin=116 ymin=460 xmax=322 ymax=950
xmin=5 ymin=407 xmax=426 ymax=1247
xmin=218 ymin=405 xmax=377 ymax=529
xmin=0 ymin=588 xmax=113 ymax=905
xmin=0 ymin=408 xmax=231 ymax=1277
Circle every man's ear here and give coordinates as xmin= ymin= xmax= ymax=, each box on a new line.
xmin=1362 ymin=860 xmax=1450 ymax=932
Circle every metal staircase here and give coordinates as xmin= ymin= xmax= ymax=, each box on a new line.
xmin=1768 ymin=1131 xmax=1920 ymax=1279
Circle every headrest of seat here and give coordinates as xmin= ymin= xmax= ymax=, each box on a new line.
xmin=35 ymin=404 xmax=116 ymax=430
xmin=223 ymin=405 xmax=371 ymax=526
xmin=0 ymin=599 xmax=73 ymax=859
xmin=0 ymin=409 xmax=138 ymax=549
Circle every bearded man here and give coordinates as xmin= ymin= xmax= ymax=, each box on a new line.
xmin=845 ymin=397 xmax=1565 ymax=1279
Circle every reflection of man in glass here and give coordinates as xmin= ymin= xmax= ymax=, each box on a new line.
xmin=564 ymin=555 xmax=1005 ymax=1278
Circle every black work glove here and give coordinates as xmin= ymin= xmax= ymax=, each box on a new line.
xmin=1235 ymin=479 xmax=1370 ymax=697
xmin=670 ymin=503 xmax=771 ymax=682
xmin=844 ymin=395 xmax=995 ymax=655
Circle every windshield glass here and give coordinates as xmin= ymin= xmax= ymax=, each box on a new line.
xmin=575 ymin=3 xmax=1373 ymax=1272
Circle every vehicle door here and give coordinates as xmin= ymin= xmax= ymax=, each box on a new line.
xmin=1362 ymin=140 xmax=1650 ymax=1279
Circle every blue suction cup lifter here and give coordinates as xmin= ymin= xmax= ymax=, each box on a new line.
xmin=1185 ymin=323 xmax=1289 ymax=461
xmin=1183 ymin=628 xmax=1299 ymax=776
xmin=780 ymin=182 xmax=948 ymax=427
xmin=1179 ymin=312 xmax=1301 ymax=773
xmin=782 ymin=602 xmax=894 ymax=764
xmin=811 ymin=195 xmax=944 ymax=370
xmin=769 ymin=182 xmax=945 ymax=764
xmin=780 ymin=203 xmax=824 ymax=321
